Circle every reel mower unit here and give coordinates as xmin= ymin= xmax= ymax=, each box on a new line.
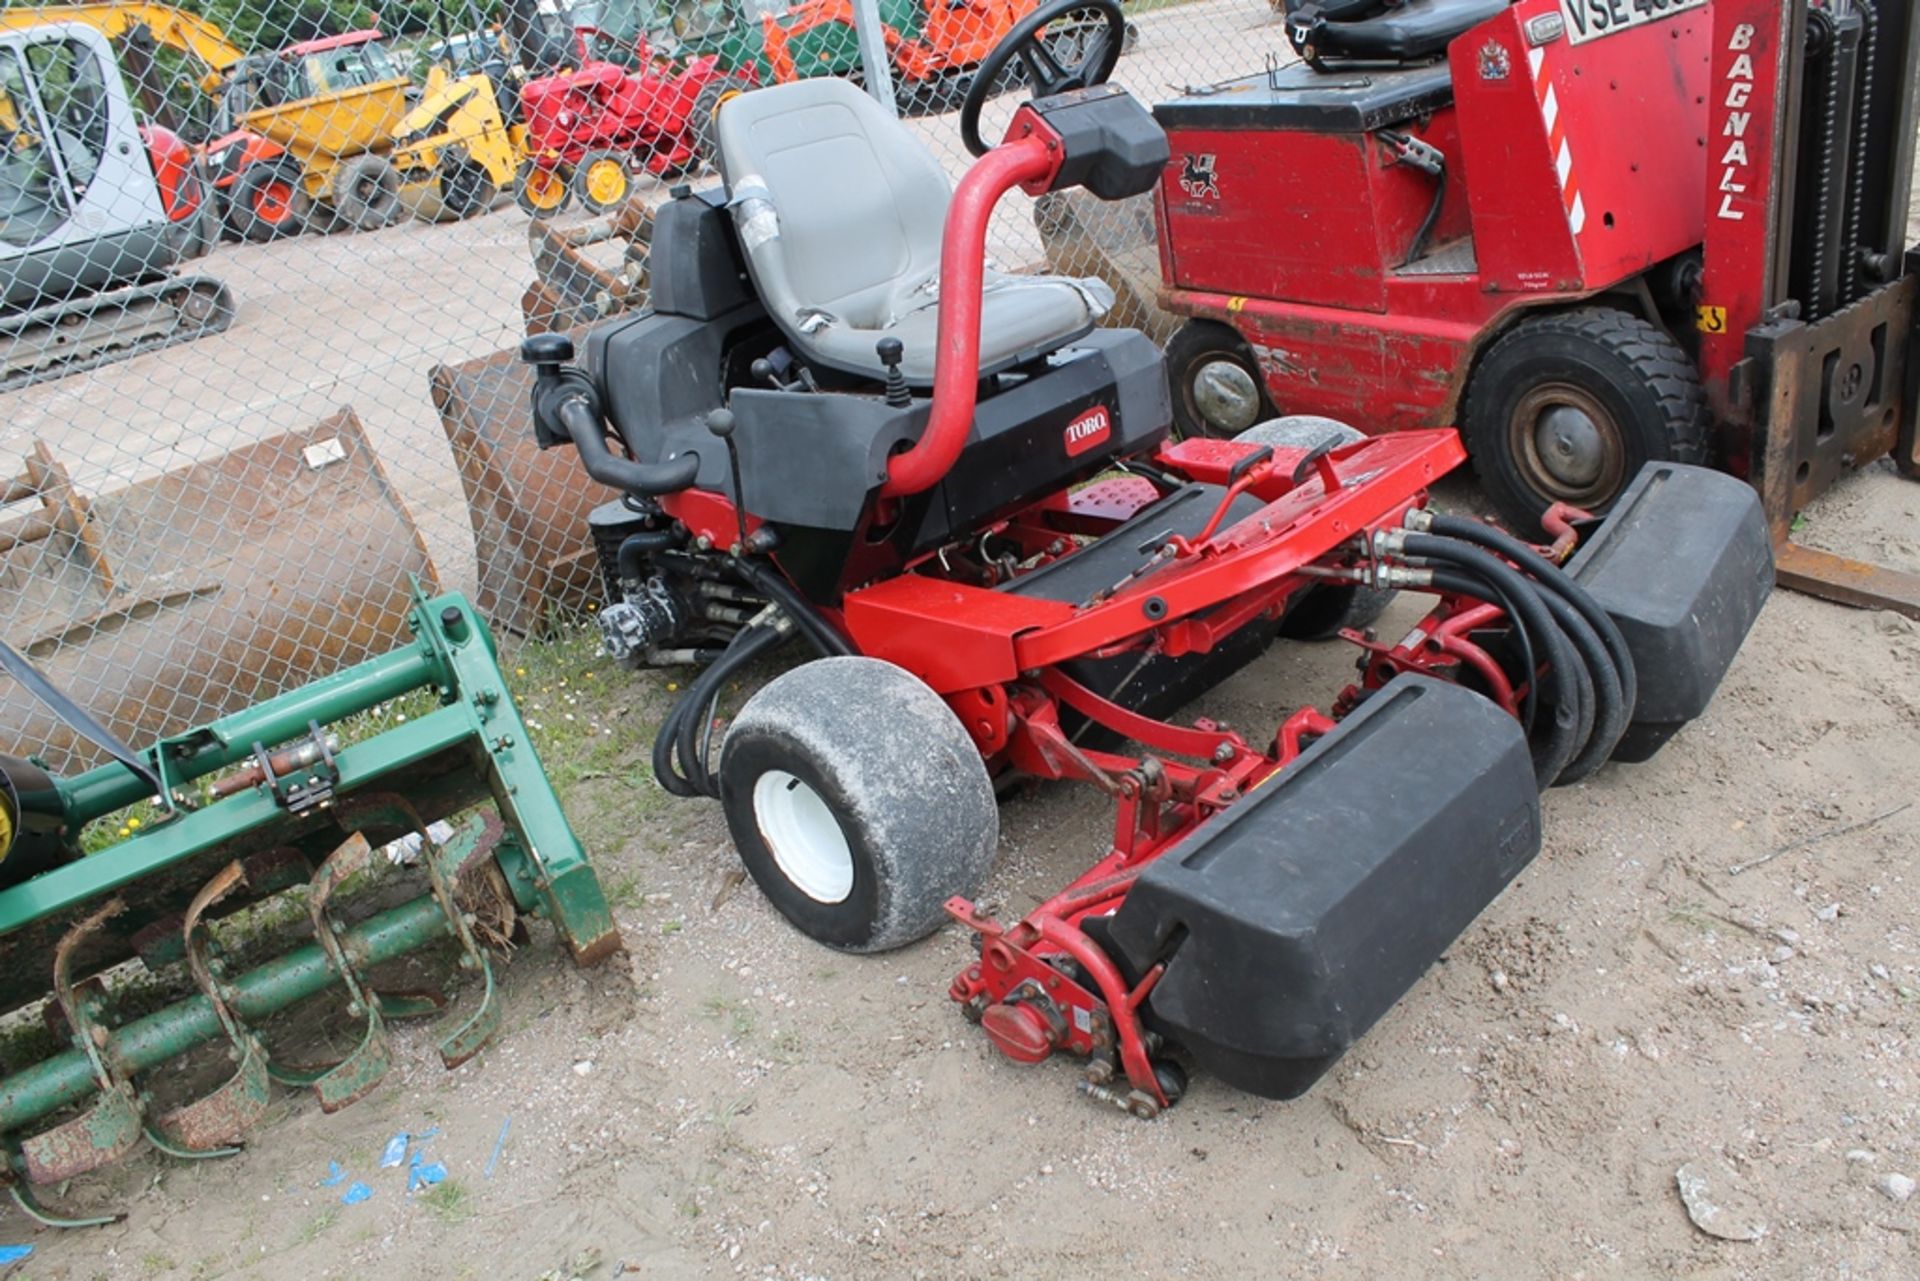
xmin=529 ymin=0 xmax=1768 ymax=1113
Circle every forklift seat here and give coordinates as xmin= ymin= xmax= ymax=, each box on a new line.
xmin=1287 ymin=0 xmax=1508 ymax=65
xmin=714 ymin=77 xmax=1114 ymax=387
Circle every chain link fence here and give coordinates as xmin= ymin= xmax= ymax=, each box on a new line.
xmin=0 ymin=0 xmax=1289 ymax=770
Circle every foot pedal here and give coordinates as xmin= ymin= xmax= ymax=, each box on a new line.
xmin=1107 ymin=676 xmax=1540 ymax=1100
xmin=1568 ymin=463 xmax=1773 ymax=761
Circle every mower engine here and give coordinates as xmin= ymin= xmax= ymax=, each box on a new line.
xmin=528 ymin=0 xmax=1771 ymax=1114
xmin=0 ymin=590 xmax=618 ymax=1220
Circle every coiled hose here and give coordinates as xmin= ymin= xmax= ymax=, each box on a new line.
xmin=651 ymin=559 xmax=853 ymax=799
xmin=1403 ymin=532 xmax=1632 ymax=790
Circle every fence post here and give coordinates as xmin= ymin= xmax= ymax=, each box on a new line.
xmin=848 ymin=0 xmax=900 ymax=117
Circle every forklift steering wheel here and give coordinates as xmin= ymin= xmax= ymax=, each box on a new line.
xmin=959 ymin=0 xmax=1127 ymax=157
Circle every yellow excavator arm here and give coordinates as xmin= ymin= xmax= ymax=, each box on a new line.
xmin=0 ymin=4 xmax=243 ymax=93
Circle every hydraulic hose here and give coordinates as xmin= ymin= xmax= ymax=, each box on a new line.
xmin=559 ymin=398 xmax=701 ymax=497
xmin=1429 ymin=567 xmax=1582 ymax=787
xmin=731 ymin=558 xmax=854 ymax=658
xmin=1533 ymin=587 xmax=1626 ymax=783
xmin=1424 ymin=513 xmax=1637 ymax=724
xmin=653 ymin=620 xmax=787 ymax=799
xmin=615 ymin=529 xmax=681 ymax=586
xmin=1408 ymin=534 xmax=1581 ymax=788
xmin=650 ymin=561 xmax=855 ymax=800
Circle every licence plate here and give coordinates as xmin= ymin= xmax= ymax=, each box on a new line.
xmin=1560 ymin=0 xmax=1707 ymax=45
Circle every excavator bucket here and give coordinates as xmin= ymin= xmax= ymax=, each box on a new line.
xmin=0 ymin=409 xmax=437 ymax=774
xmin=521 ymin=204 xmax=653 ymax=335
xmin=430 ymin=343 xmax=616 ymax=636
xmin=0 ymin=588 xmax=620 ymax=1218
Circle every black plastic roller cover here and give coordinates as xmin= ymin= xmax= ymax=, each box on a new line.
xmin=1568 ymin=463 xmax=1773 ymax=762
xmin=1107 ymin=675 xmax=1540 ymax=1100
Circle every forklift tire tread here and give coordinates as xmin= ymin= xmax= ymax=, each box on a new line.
xmin=1463 ymin=306 xmax=1708 ymax=531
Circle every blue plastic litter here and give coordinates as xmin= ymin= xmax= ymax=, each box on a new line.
xmin=318 ymin=1160 xmax=348 ymax=1188
xmin=407 ymin=1161 xmax=447 ymax=1193
xmin=379 ymin=1131 xmax=410 ymax=1168
xmin=0 ymin=1245 xmax=32 ymax=1265
xmin=341 ymin=1181 xmax=373 ymax=1205
xmin=485 ymin=1116 xmax=510 ymax=1179
xmin=415 ymin=1126 xmax=440 ymax=1143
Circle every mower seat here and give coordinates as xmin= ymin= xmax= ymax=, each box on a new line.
xmin=1287 ymin=0 xmax=1507 ymax=65
xmin=714 ymin=78 xmax=1114 ymax=386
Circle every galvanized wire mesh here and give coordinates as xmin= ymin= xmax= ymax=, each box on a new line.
xmin=0 ymin=0 xmax=1289 ymax=771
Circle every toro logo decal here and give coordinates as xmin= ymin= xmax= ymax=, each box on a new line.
xmin=1063 ymin=406 xmax=1112 ymax=457
xmin=1178 ymin=154 xmax=1218 ymax=200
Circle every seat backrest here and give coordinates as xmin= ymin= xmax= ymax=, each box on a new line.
xmin=716 ymin=79 xmax=951 ymax=334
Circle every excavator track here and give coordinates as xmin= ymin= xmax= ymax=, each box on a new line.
xmin=0 ymin=274 xmax=235 ymax=394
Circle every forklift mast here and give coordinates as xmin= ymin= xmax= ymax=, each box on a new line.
xmin=1699 ymin=0 xmax=1920 ymax=547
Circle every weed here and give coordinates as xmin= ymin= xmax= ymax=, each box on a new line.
xmin=422 ymin=1177 xmax=475 ymax=1224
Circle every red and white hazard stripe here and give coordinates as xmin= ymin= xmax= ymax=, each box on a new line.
xmin=1529 ymin=45 xmax=1586 ymax=234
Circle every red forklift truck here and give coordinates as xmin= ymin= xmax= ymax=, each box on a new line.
xmin=1156 ymin=0 xmax=1920 ymax=616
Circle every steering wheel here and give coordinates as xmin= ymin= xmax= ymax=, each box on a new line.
xmin=959 ymin=0 xmax=1127 ymax=158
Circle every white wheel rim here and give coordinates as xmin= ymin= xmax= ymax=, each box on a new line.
xmin=752 ymin=770 xmax=854 ymax=904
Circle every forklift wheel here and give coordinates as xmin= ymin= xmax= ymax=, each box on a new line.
xmin=514 ymin=163 xmax=573 ymax=218
xmin=1239 ymin=417 xmax=1398 ymax=638
xmin=1462 ymin=307 xmax=1709 ymax=532
xmin=230 ymin=162 xmax=308 ymax=242
xmin=720 ymin=658 xmax=997 ymax=954
xmin=572 ymin=151 xmax=632 ymax=215
xmin=1165 ymin=320 xmax=1272 ymax=438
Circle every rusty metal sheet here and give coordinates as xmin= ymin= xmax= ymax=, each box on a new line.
xmin=430 ymin=342 xmax=615 ymax=636
xmin=521 ymin=204 xmax=653 ymax=335
xmin=1775 ymin=539 xmax=1920 ymax=621
xmin=1 ymin=410 xmax=438 ymax=774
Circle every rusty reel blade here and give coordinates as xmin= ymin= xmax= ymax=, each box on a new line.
xmin=148 ymin=861 xmax=271 ymax=1157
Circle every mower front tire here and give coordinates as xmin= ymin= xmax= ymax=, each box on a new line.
xmin=572 ymin=150 xmax=632 ymax=215
xmin=514 ymin=161 xmax=572 ymax=218
xmin=1166 ymin=319 xmax=1272 ymax=438
xmin=720 ymin=657 xmax=997 ymax=954
xmin=1239 ymin=417 xmax=1398 ymax=639
xmin=1462 ymin=306 xmax=1709 ymax=533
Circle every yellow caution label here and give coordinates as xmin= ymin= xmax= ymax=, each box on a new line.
xmin=1227 ymin=296 xmax=1247 ymax=315
xmin=1696 ymin=304 xmax=1728 ymax=335
xmin=0 ymin=797 xmax=13 ymax=865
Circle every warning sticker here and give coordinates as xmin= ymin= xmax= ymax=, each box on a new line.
xmin=1696 ymin=305 xmax=1728 ymax=335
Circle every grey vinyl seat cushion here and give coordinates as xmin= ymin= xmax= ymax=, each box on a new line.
xmin=714 ymin=77 xmax=1114 ymax=386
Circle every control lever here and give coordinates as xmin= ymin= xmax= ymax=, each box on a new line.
xmin=876 ymin=338 xmax=911 ymax=409
xmin=706 ymin=408 xmax=752 ymax=552
xmin=749 ymin=351 xmax=820 ymax=394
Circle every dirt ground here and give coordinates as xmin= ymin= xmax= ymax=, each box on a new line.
xmin=8 ymin=3 xmax=1920 ymax=1278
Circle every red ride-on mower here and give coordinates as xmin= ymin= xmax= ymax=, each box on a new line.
xmin=514 ymin=39 xmax=729 ymax=216
xmin=525 ymin=0 xmax=1770 ymax=1111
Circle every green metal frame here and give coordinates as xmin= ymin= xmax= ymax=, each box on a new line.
xmin=0 ymin=587 xmax=619 ymax=1203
